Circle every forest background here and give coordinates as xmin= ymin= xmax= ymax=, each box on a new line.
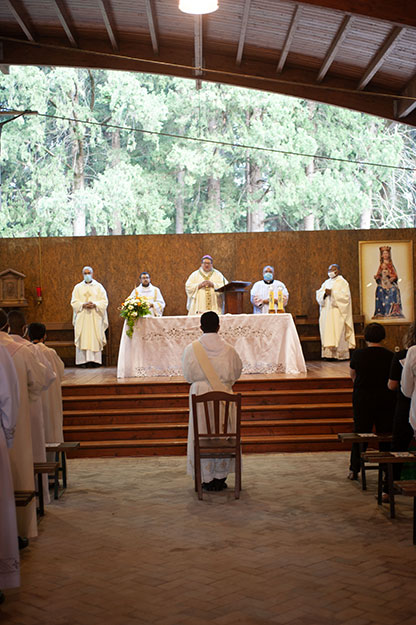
xmin=1 ymin=65 xmax=415 ymax=237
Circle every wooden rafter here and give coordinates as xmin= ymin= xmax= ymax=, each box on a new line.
xmin=396 ymin=73 xmax=416 ymax=118
xmin=317 ymin=15 xmax=352 ymax=83
xmin=276 ymin=4 xmax=301 ymax=74
xmin=236 ymin=0 xmax=251 ymax=67
xmin=296 ymin=1 xmax=416 ymax=29
xmin=97 ymin=0 xmax=118 ymax=51
xmin=145 ymin=0 xmax=159 ymax=56
xmin=358 ymin=26 xmax=404 ymax=91
xmin=53 ymin=0 xmax=77 ymax=48
xmin=5 ymin=0 xmax=35 ymax=42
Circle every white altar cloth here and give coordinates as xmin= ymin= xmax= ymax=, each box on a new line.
xmin=117 ymin=313 xmax=306 ymax=378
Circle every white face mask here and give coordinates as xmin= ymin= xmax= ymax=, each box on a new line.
xmin=84 ymin=274 xmax=93 ymax=283
xmin=328 ymin=271 xmax=336 ymax=279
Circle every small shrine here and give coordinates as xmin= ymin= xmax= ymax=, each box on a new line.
xmin=0 ymin=268 xmax=28 ymax=308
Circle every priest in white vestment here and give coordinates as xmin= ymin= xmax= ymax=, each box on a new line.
xmin=250 ymin=265 xmax=289 ymax=314
xmin=316 ymin=264 xmax=355 ymax=360
xmin=182 ymin=311 xmax=242 ymax=491
xmin=0 ymin=344 xmax=20 ymax=595
xmin=126 ymin=272 xmax=165 ymax=317
xmin=71 ymin=266 xmax=108 ymax=366
xmin=28 ymin=323 xmax=65 ymax=447
xmin=185 ymin=255 xmax=228 ymax=316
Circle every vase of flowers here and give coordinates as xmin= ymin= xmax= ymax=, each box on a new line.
xmin=119 ymin=291 xmax=151 ymax=338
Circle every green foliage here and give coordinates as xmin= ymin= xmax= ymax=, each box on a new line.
xmin=0 ymin=66 xmax=415 ymax=237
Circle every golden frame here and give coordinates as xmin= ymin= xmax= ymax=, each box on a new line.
xmin=359 ymin=240 xmax=414 ymax=325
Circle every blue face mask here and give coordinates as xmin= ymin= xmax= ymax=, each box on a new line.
xmin=84 ymin=274 xmax=92 ymax=283
xmin=263 ymin=272 xmax=273 ymax=282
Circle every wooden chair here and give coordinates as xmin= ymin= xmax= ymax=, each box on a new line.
xmin=191 ymin=391 xmax=242 ymax=501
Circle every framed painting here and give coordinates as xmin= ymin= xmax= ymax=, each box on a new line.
xmin=359 ymin=240 xmax=414 ymax=324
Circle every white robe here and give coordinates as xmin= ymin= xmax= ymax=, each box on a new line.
xmin=71 ymin=279 xmax=109 ymax=364
xmin=316 ymin=275 xmax=355 ymax=360
xmin=250 ymin=279 xmax=289 ymax=314
xmin=0 ymin=334 xmax=49 ymax=538
xmin=33 ymin=342 xmax=65 ymax=445
xmin=185 ymin=268 xmax=228 ymax=316
xmin=127 ymin=284 xmax=165 ymax=317
xmin=0 ymin=345 xmax=20 ymax=589
xmin=182 ymin=333 xmax=242 ymax=482
xmin=401 ymin=345 xmax=416 ymax=434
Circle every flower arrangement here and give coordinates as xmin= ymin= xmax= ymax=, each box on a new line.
xmin=119 ymin=291 xmax=151 ymax=338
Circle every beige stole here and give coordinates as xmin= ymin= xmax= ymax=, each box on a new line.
xmin=192 ymin=340 xmax=228 ymax=392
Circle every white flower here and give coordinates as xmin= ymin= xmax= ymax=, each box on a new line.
xmin=132 ymin=312 xmax=138 ymax=317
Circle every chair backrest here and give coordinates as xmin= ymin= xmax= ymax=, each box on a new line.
xmin=191 ymin=391 xmax=242 ymax=439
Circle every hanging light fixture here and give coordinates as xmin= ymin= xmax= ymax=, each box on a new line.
xmin=179 ymin=0 xmax=218 ymax=15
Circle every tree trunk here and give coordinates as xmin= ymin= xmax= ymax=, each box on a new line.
xmin=110 ymin=128 xmax=122 ymax=235
xmin=360 ymin=189 xmax=373 ymax=229
xmin=207 ymin=176 xmax=221 ymax=232
xmin=71 ymin=89 xmax=86 ymax=236
xmin=175 ymin=169 xmax=185 ymax=234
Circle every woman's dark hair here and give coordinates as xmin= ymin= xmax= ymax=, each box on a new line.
xmin=364 ymin=322 xmax=385 ymax=344
xmin=403 ymin=322 xmax=416 ymax=349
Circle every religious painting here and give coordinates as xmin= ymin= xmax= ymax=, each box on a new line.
xmin=359 ymin=240 xmax=414 ymax=324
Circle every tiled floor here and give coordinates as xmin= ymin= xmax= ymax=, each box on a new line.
xmin=2 ymin=452 xmax=416 ymax=625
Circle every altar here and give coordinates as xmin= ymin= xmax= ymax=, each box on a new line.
xmin=117 ymin=313 xmax=306 ymax=378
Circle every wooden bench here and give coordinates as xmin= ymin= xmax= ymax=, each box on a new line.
xmin=46 ymin=442 xmax=80 ymax=499
xmin=338 ymin=432 xmax=393 ymax=490
xmin=14 ymin=490 xmax=36 ymax=507
xmin=361 ymin=451 xmax=416 ymax=519
xmin=393 ymin=480 xmax=416 ymax=544
xmin=34 ymin=462 xmax=59 ymax=517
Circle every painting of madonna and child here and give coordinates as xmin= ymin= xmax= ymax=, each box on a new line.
xmin=359 ymin=241 xmax=414 ymax=324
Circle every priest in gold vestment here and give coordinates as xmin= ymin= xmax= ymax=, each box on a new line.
xmin=185 ymin=255 xmax=228 ymax=316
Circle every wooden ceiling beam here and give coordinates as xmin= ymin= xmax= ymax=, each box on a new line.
xmin=317 ymin=15 xmax=352 ymax=82
xmin=357 ymin=26 xmax=404 ymax=91
xmin=276 ymin=4 xmax=301 ymax=74
xmin=145 ymin=0 xmax=159 ymax=56
xmin=5 ymin=0 xmax=35 ymax=42
xmin=97 ymin=0 xmax=118 ymax=51
xmin=53 ymin=0 xmax=77 ymax=48
xmin=236 ymin=0 xmax=251 ymax=66
xmin=396 ymin=73 xmax=416 ymax=118
xmin=297 ymin=1 xmax=416 ymax=29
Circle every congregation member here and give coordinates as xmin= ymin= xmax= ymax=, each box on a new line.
xmin=388 ymin=323 xmax=416 ymax=480
xmin=401 ymin=340 xmax=416 ymax=436
xmin=182 ymin=311 xmax=242 ymax=491
xmin=0 ymin=310 xmax=49 ymax=541
xmin=126 ymin=272 xmax=165 ymax=317
xmin=0 ymin=344 xmax=20 ymax=604
xmin=348 ymin=323 xmax=395 ymax=496
xmin=28 ymin=323 xmax=65 ymax=448
xmin=71 ymin=266 xmax=108 ymax=367
xmin=316 ymin=264 xmax=355 ymax=360
xmin=250 ymin=265 xmax=289 ymax=314
xmin=185 ymin=255 xmax=228 ymax=316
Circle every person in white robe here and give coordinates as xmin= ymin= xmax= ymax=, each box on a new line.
xmin=185 ymin=255 xmax=228 ymax=316
xmin=28 ymin=323 xmax=65 ymax=448
xmin=250 ymin=265 xmax=289 ymax=314
xmin=0 ymin=344 xmax=20 ymax=597
xmin=316 ymin=264 xmax=355 ymax=360
xmin=126 ymin=272 xmax=165 ymax=317
xmin=182 ymin=311 xmax=242 ymax=491
xmin=401 ymin=344 xmax=416 ymax=435
xmin=0 ymin=322 xmax=49 ymax=539
xmin=71 ymin=266 xmax=108 ymax=366
xmin=7 ymin=311 xmax=56 ymax=506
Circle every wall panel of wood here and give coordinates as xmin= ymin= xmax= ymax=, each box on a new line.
xmin=1 ymin=228 xmax=414 ymax=363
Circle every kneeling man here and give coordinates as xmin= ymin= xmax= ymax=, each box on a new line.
xmin=182 ymin=311 xmax=242 ymax=491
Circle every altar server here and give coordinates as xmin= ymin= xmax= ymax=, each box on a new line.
xmin=126 ymin=272 xmax=165 ymax=317
xmin=316 ymin=264 xmax=355 ymax=360
xmin=185 ymin=255 xmax=228 ymax=316
xmin=0 ymin=345 xmax=20 ymax=596
xmin=71 ymin=266 xmax=108 ymax=366
xmin=250 ymin=265 xmax=289 ymax=314
xmin=182 ymin=311 xmax=242 ymax=491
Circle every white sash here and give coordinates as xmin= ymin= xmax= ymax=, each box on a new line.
xmin=192 ymin=340 xmax=228 ymax=393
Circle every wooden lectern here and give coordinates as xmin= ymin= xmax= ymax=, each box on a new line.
xmin=216 ymin=281 xmax=251 ymax=314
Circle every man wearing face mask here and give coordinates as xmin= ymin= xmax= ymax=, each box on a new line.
xmin=316 ymin=264 xmax=355 ymax=360
xmin=250 ymin=265 xmax=289 ymax=314
xmin=125 ymin=272 xmax=165 ymax=317
xmin=70 ymin=266 xmax=108 ymax=367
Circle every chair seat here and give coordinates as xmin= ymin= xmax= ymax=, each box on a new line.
xmin=200 ymin=437 xmax=236 ymax=449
